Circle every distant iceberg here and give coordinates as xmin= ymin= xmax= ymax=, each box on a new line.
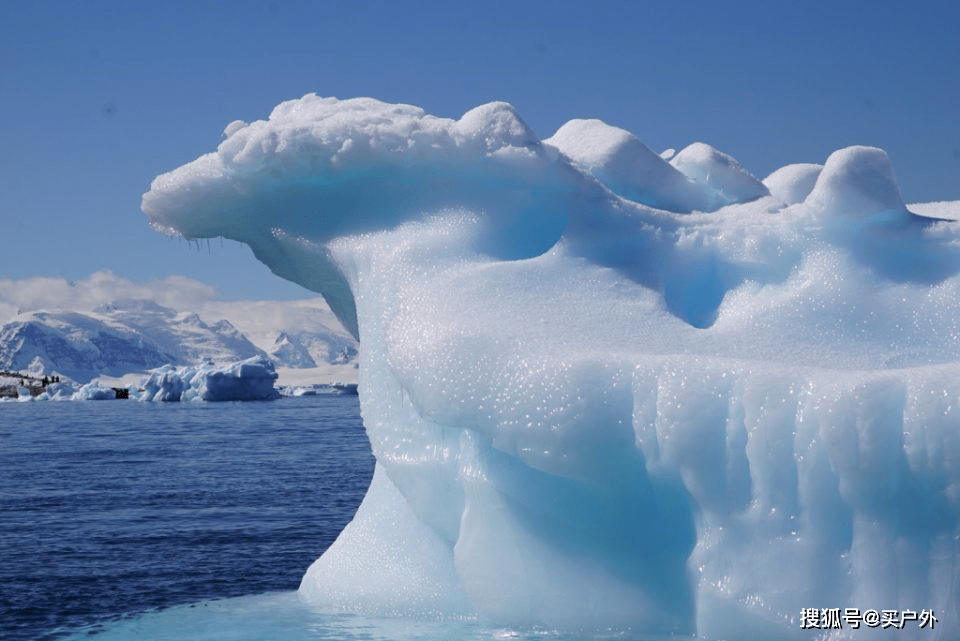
xmin=7 ymin=355 xmax=281 ymax=402
xmin=70 ymin=382 xmax=120 ymax=401
xmin=278 ymin=382 xmax=358 ymax=397
xmin=136 ymin=355 xmax=280 ymax=402
xmin=142 ymin=95 xmax=960 ymax=639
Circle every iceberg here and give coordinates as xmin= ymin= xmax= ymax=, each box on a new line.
xmin=137 ymin=355 xmax=281 ymax=402
xmin=2 ymin=356 xmax=282 ymax=402
xmin=142 ymin=95 xmax=960 ymax=639
xmin=71 ymin=381 xmax=120 ymax=400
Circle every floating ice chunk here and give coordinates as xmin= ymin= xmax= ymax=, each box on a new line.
xmin=71 ymin=381 xmax=120 ymax=400
xmin=139 ymin=364 xmax=190 ymax=401
xmin=36 ymin=381 xmax=78 ymax=400
xmin=281 ymin=385 xmax=317 ymax=396
xmin=190 ymin=355 xmax=280 ymax=402
xmin=278 ymin=382 xmax=357 ymax=397
xmin=138 ymin=356 xmax=279 ymax=402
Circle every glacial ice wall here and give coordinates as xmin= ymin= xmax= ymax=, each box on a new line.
xmin=142 ymin=95 xmax=960 ymax=639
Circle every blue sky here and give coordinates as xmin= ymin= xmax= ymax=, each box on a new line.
xmin=2 ymin=0 xmax=958 ymax=301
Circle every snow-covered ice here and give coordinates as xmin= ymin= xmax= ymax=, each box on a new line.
xmin=136 ymin=355 xmax=280 ymax=402
xmin=3 ymin=356 xmax=282 ymax=402
xmin=142 ymin=95 xmax=960 ymax=639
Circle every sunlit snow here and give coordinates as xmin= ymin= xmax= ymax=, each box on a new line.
xmin=141 ymin=95 xmax=960 ymax=639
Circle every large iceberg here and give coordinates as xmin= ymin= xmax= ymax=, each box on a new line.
xmin=142 ymin=95 xmax=960 ymax=639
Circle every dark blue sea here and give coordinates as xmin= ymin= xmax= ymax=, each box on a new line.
xmin=0 ymin=395 xmax=373 ymax=641
xmin=2 ymin=396 xmax=698 ymax=641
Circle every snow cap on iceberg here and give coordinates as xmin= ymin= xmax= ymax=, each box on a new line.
xmin=804 ymin=145 xmax=907 ymax=221
xmin=669 ymin=141 xmax=769 ymax=208
xmin=453 ymin=101 xmax=540 ymax=152
xmin=143 ymin=95 xmax=580 ymax=337
xmin=545 ymin=118 xmax=710 ymax=212
xmin=762 ymin=162 xmax=823 ymax=205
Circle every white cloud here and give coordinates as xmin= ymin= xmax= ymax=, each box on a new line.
xmin=0 ymin=270 xmax=217 ymax=320
xmin=200 ymin=298 xmax=348 ymax=343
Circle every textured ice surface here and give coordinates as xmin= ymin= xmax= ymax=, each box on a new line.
xmin=136 ymin=355 xmax=280 ymax=402
xmin=143 ymin=95 xmax=960 ymax=639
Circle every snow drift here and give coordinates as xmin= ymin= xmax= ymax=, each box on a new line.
xmin=142 ymin=95 xmax=960 ymax=639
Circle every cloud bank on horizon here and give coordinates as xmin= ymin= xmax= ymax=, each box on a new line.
xmin=137 ymin=94 xmax=960 ymax=639
xmin=0 ymin=271 xmax=216 ymax=321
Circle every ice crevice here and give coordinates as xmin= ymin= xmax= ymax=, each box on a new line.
xmin=143 ymin=94 xmax=960 ymax=639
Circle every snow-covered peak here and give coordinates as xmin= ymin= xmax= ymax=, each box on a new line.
xmin=269 ymin=331 xmax=317 ymax=368
xmin=92 ymin=298 xmax=175 ymax=317
xmin=0 ymin=310 xmax=174 ymax=383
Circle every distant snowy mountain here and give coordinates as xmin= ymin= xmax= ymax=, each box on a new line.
xmin=92 ymin=299 xmax=262 ymax=366
xmin=269 ymin=332 xmax=316 ymax=368
xmin=199 ymin=298 xmax=359 ymax=378
xmin=267 ymin=330 xmax=357 ymax=368
xmin=0 ymin=310 xmax=174 ymax=383
xmin=0 ymin=298 xmax=359 ymax=384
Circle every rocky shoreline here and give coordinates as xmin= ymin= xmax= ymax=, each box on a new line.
xmin=0 ymin=370 xmax=48 ymax=398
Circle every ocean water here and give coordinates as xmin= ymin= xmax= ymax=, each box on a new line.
xmin=2 ymin=395 xmax=701 ymax=641
xmin=0 ymin=394 xmax=373 ymax=641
